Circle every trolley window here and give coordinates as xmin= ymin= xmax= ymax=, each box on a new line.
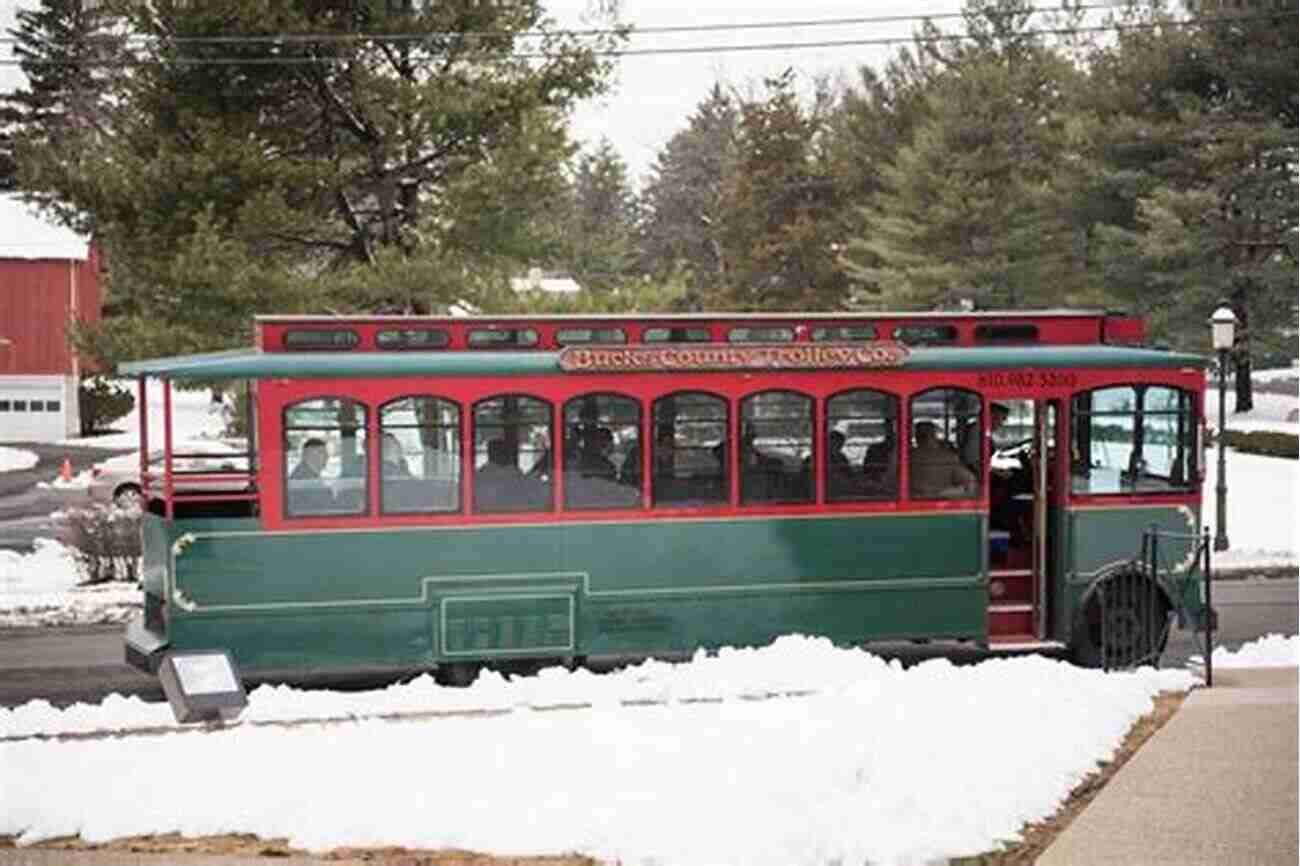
xmin=562 ymin=394 xmax=641 ymax=510
xmin=728 ymin=326 xmax=795 ymax=343
xmin=826 ymin=389 xmax=899 ymax=501
xmin=283 ymin=329 xmax=360 ymax=351
xmin=909 ymin=388 xmax=980 ymax=499
xmin=893 ymin=325 xmax=958 ymax=346
xmin=472 ymin=395 xmax=552 ymax=512
xmin=467 ymin=328 xmax=540 ymax=349
xmin=975 ymin=323 xmax=1039 ymax=344
xmin=643 ymin=327 xmax=711 ymax=343
xmin=740 ymin=391 xmax=813 ymax=505
xmin=1071 ymin=385 xmax=1197 ymax=495
xmin=812 ymin=326 xmax=877 ymax=342
xmin=379 ymin=396 xmax=461 ymax=514
xmin=556 ymin=328 xmax=628 ymax=346
xmin=376 ymin=328 xmax=450 ymax=350
xmin=651 ymin=392 xmax=728 ymax=507
xmin=282 ymin=397 xmax=368 ymax=517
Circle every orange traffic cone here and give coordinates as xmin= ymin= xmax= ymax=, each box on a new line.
xmin=60 ymin=458 xmax=73 ymax=482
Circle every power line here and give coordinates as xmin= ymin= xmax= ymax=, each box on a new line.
xmin=0 ymin=12 xmax=1288 ymax=67
xmin=0 ymin=3 xmax=1124 ymax=46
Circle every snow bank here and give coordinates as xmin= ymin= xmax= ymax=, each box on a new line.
xmin=0 ymin=638 xmax=1195 ymax=866
xmin=0 ymin=538 xmax=138 ymax=628
xmin=0 ymin=446 xmax=39 ymax=472
xmin=1192 ymin=633 xmax=1300 ymax=669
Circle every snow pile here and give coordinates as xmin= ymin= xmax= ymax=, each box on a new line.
xmin=0 ymin=446 xmax=39 ymax=472
xmin=1203 ymin=385 xmax=1299 ymax=435
xmin=36 ymin=470 xmax=93 ymax=491
xmin=0 ymin=538 xmax=138 ymax=628
xmin=0 ymin=639 xmax=1195 ymax=866
xmin=1192 ymin=633 xmax=1300 ymax=669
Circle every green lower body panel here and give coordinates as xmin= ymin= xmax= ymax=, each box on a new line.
xmin=151 ymin=511 xmax=987 ymax=676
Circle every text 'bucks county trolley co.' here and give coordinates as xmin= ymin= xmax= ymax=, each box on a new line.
xmin=558 ymin=342 xmax=911 ymax=373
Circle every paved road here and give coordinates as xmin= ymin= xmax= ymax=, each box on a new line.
xmin=0 ymin=579 xmax=1292 ymax=708
xmin=0 ymin=441 xmax=133 ymax=551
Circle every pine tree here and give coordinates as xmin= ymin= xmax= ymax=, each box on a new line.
xmin=553 ymin=138 xmax=642 ymax=295
xmin=5 ymin=0 xmax=625 ymax=363
xmin=639 ymin=84 xmax=738 ymax=307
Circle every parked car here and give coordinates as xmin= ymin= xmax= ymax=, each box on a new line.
xmin=88 ymin=440 xmax=250 ymax=508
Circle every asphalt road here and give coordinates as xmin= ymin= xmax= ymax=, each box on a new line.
xmin=0 ymin=578 xmax=1293 ymax=708
xmin=0 ymin=441 xmax=134 ymax=551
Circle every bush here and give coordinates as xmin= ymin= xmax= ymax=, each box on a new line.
xmin=1219 ymin=430 xmax=1299 ymax=459
xmin=79 ymin=376 xmax=135 ymax=436
xmin=59 ymin=505 xmax=142 ymax=584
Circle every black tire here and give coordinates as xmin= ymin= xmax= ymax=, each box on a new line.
xmin=1070 ymin=571 xmax=1171 ymax=669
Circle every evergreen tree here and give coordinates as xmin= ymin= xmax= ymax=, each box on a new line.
xmin=1083 ymin=3 xmax=1298 ymax=408
xmin=717 ymin=70 xmax=849 ymax=311
xmin=639 ymin=84 xmax=738 ymax=307
xmin=5 ymin=0 xmax=625 ymax=363
xmin=841 ymin=1 xmax=1090 ymax=310
xmin=553 ymin=138 xmax=642 ymax=295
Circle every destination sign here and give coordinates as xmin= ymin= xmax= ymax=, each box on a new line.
xmin=559 ymin=342 xmax=909 ymax=373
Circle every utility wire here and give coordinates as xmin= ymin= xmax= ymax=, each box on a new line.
xmin=0 ymin=12 xmax=1288 ymax=67
xmin=0 ymin=3 xmax=1128 ymax=46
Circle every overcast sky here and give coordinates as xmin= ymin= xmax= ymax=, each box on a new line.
xmin=0 ymin=0 xmax=970 ymax=183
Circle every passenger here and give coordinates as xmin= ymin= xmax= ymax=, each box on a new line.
xmin=289 ymin=438 xmax=328 ymax=480
xmin=910 ymin=421 xmax=976 ymax=498
xmin=477 ymin=437 xmax=546 ymax=510
xmin=381 ymin=433 xmax=413 ymax=478
xmin=863 ymin=426 xmax=897 ymax=485
xmin=826 ymin=429 xmax=851 ymax=473
xmin=961 ymin=402 xmax=1009 ymax=475
xmin=573 ymin=425 xmax=617 ymax=480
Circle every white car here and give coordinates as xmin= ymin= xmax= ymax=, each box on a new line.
xmin=88 ymin=440 xmax=251 ymax=508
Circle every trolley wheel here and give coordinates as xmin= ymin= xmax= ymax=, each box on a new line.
xmin=1070 ymin=571 xmax=1171 ymax=669
xmin=435 ymin=662 xmax=482 ymax=688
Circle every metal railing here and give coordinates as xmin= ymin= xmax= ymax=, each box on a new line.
xmin=1108 ymin=525 xmax=1214 ymax=683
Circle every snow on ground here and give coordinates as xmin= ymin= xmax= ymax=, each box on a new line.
xmin=1191 ymin=633 xmax=1300 ymax=669
xmin=0 ymin=538 xmax=138 ymax=628
xmin=1203 ymin=446 xmax=1298 ymax=569
xmin=0 ymin=636 xmax=1197 ymax=866
xmin=1204 ymin=387 xmax=1299 ymax=434
xmin=0 ymin=446 xmax=38 ymax=473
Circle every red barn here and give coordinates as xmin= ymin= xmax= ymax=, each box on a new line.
xmin=0 ymin=195 xmax=101 ymax=442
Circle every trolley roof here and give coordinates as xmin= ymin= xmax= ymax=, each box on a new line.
xmin=120 ymin=344 xmax=1206 ymax=380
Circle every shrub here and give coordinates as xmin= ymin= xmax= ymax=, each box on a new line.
xmin=59 ymin=505 xmax=142 ymax=584
xmin=1216 ymin=430 xmax=1300 ymax=459
xmin=79 ymin=376 xmax=135 ymax=436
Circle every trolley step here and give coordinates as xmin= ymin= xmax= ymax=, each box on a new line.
xmin=987 ymin=635 xmax=1067 ymax=652
xmin=988 ymin=569 xmax=1034 ymax=604
xmin=988 ymin=602 xmax=1034 ymax=636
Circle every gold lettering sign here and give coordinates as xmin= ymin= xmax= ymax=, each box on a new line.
xmin=558 ymin=342 xmax=909 ymax=373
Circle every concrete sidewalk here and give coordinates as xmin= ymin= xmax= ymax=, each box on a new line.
xmin=1038 ymin=666 xmax=1299 ymax=866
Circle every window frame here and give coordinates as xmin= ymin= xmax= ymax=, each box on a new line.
xmin=650 ymin=389 xmax=730 ymax=509
xmin=907 ymin=386 xmax=982 ymax=501
xmin=471 ymin=393 xmax=555 ymax=514
xmin=281 ymin=395 xmax=371 ymax=519
xmin=561 ymin=391 xmax=643 ymax=511
xmin=378 ymin=394 xmax=463 ymax=516
xmin=824 ymin=387 xmax=900 ymax=503
xmin=739 ymin=388 xmax=815 ymax=506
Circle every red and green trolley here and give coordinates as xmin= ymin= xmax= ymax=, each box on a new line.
xmin=122 ymin=310 xmax=1210 ymax=681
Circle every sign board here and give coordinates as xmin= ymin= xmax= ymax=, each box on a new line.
xmin=559 ymin=342 xmax=909 ymax=373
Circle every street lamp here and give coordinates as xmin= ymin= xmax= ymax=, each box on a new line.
xmin=1210 ymin=303 xmax=1237 ymax=552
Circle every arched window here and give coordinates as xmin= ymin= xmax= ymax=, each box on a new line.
xmin=379 ymin=396 xmax=461 ymax=514
xmin=740 ymin=390 xmax=813 ymax=505
xmin=1071 ymin=385 xmax=1197 ymax=494
xmin=472 ymin=395 xmax=553 ymax=513
xmin=562 ymin=393 xmax=641 ymax=510
xmin=909 ymin=388 xmax=981 ymax=500
xmin=826 ymin=389 xmax=899 ymax=502
xmin=650 ymin=391 xmax=728 ymax=508
xmin=282 ymin=397 xmax=368 ymax=517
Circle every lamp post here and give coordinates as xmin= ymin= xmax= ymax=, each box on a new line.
xmin=1210 ymin=303 xmax=1236 ymax=552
